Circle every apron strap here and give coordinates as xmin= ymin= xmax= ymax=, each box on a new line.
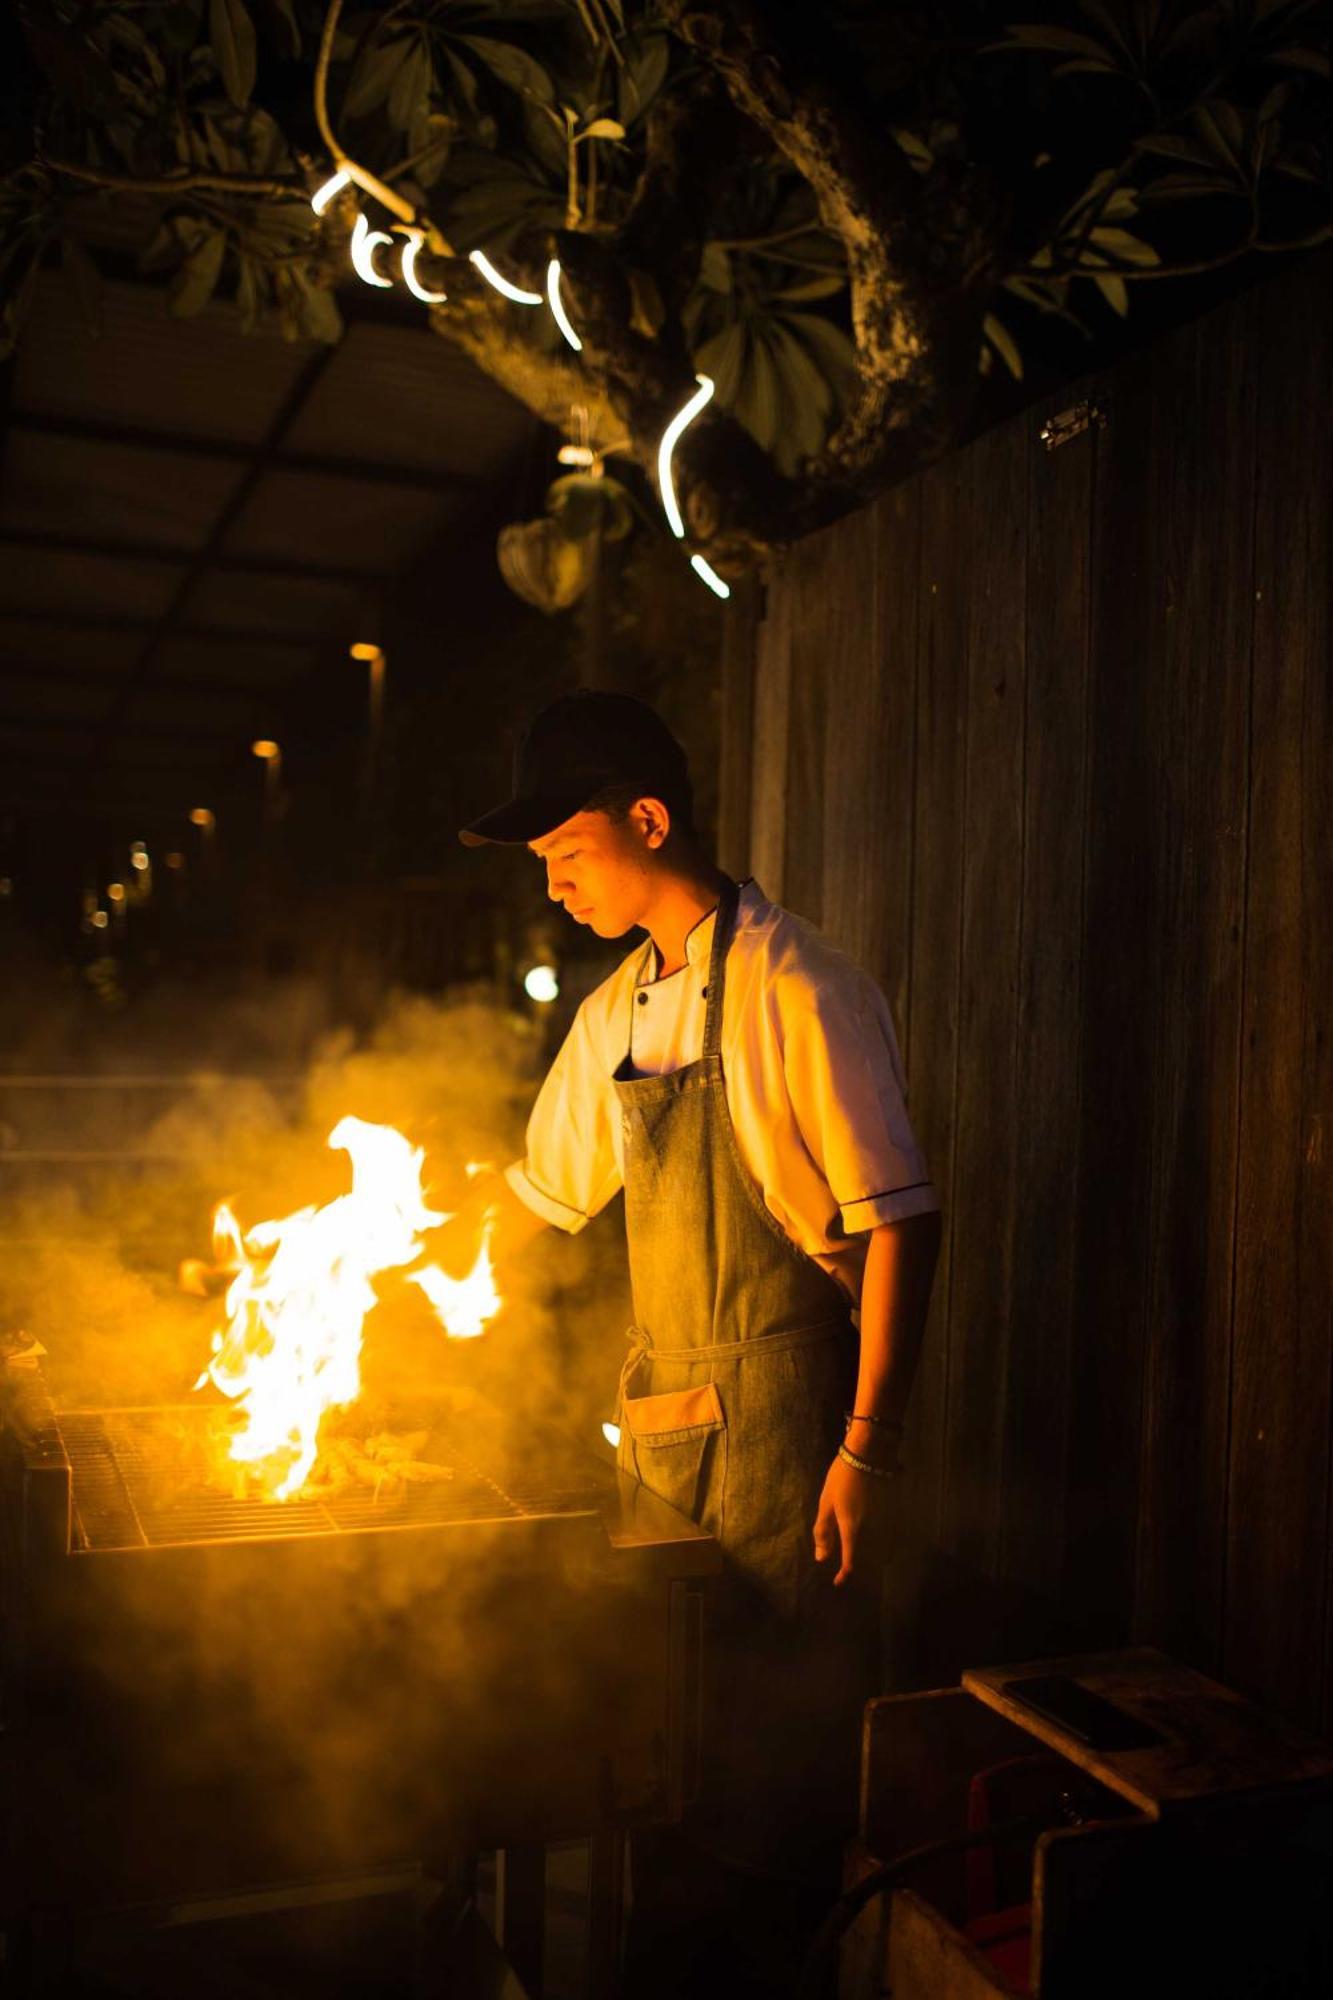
xmin=702 ymin=878 xmax=741 ymax=1060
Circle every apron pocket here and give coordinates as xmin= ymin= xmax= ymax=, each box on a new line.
xmin=621 ymin=1383 xmax=726 ymax=1528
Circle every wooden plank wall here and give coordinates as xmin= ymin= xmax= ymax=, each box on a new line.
xmin=728 ymin=250 xmax=1333 ymax=1731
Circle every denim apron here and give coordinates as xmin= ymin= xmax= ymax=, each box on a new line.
xmin=613 ymin=883 xmax=877 ymax=1877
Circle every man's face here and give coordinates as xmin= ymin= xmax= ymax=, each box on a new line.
xmin=529 ymin=805 xmax=661 ymax=939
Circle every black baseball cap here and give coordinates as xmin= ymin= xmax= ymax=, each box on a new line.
xmin=459 ymin=691 xmax=690 ymax=846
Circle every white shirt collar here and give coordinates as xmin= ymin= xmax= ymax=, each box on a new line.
xmin=637 ymin=879 xmax=760 ymax=985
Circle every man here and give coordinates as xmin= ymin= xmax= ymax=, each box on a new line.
xmin=451 ymin=690 xmax=940 ymax=1994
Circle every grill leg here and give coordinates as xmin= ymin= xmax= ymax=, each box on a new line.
xmin=495 ymin=1845 xmax=545 ymax=1999
xmin=586 ymin=1829 xmax=626 ymax=2000
xmin=9 ymin=1911 xmax=75 ymax=1997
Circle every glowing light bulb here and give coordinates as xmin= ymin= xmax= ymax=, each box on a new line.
xmin=189 ymin=807 xmax=214 ymax=828
xmin=468 ymin=250 xmax=542 ymax=305
xmin=546 ymin=259 xmax=582 ymax=352
xmin=91 ymin=909 xmax=109 ymax=930
xmin=106 ymin=882 xmax=126 ymax=904
xmin=524 ymin=963 xmax=560 ymax=1004
xmin=658 ymin=375 xmax=715 ymax=540
xmin=401 ymin=232 xmax=447 ymax=304
xmin=311 ymin=168 xmax=352 ymax=215
xmin=602 ymin=1421 xmax=621 ymax=1450
xmin=351 ymin=213 xmax=394 ymax=289
xmin=690 ymin=554 xmax=731 ymax=599
xmin=131 ymin=851 xmax=149 ymax=872
xmin=251 ymin=739 xmax=280 ymax=762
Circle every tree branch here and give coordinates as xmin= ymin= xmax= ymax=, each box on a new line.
xmin=42 ymin=156 xmax=307 ymax=199
xmin=642 ymin=0 xmax=1007 ymax=539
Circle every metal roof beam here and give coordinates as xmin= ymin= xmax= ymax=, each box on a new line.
xmin=0 ymin=526 xmax=380 ymax=585
xmin=9 ymin=410 xmax=473 ymax=496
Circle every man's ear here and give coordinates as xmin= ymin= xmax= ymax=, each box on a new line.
xmin=633 ymin=796 xmax=671 ymax=850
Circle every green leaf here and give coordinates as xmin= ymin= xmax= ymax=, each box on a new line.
xmin=1263 ymin=46 xmax=1330 ymax=75
xmin=345 ymin=35 xmax=416 ymax=118
xmin=1087 ymin=224 xmax=1160 ymax=265
xmin=772 ymin=272 xmax=845 ymax=303
xmin=734 ymin=327 xmax=781 ymax=453
xmin=293 ymin=275 xmax=343 ymax=343
xmin=991 ymin=23 xmax=1122 ymax=60
xmin=235 ymin=253 xmax=259 ymax=331
xmin=618 ymin=36 xmax=669 ymax=125
xmin=388 ymin=33 xmax=434 ymax=131
xmin=765 ymin=317 xmax=833 ymax=448
xmin=168 ymin=228 xmax=226 ymax=316
xmin=579 ymin=116 xmax=626 ymax=141
xmin=1139 ymin=170 xmax=1242 ymax=201
xmin=1093 ymin=271 xmax=1129 ymax=315
xmin=694 ymin=321 xmax=749 ymax=407
xmin=890 ymin=126 xmax=934 ymax=172
xmin=625 ymin=266 xmax=664 ymax=338
xmin=454 ymin=34 xmax=555 ymax=106
xmin=699 ymin=243 xmax=731 ymax=293
xmin=777 ymin=312 xmax=857 ymax=408
xmin=209 ymin=0 xmax=256 ymax=107
xmin=982 ymin=311 xmax=1023 ymax=380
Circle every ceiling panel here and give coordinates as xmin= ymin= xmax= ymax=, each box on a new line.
xmin=0 ymin=674 xmax=117 ymax=723
xmin=0 ymin=618 xmax=144 ymax=675
xmin=2 ymin=431 xmax=239 ymax=552
xmin=0 ymin=547 xmax=179 ymax=622
xmin=155 ymin=633 xmax=314 ymax=687
xmin=104 ymin=732 xmax=235 ymax=771
xmin=283 ymin=321 xmax=531 ymax=478
xmin=222 ymin=467 xmax=448 ymax=571
xmin=14 ymin=275 xmax=316 ymax=446
xmin=118 ymin=686 xmax=263 ymax=734
xmin=181 ymin=569 xmax=363 ymax=639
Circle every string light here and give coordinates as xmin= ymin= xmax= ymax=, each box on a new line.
xmin=311 ymin=168 xmax=352 ymax=215
xmin=602 ymin=1422 xmax=621 ymax=1449
xmin=350 ymin=213 xmax=394 ymax=289
xmin=690 ymin=555 xmax=731 ymax=600
xmin=469 ymin=249 xmax=542 ymax=305
xmin=658 ymin=374 xmax=715 ymax=539
xmin=401 ymin=231 xmax=447 ymax=304
xmin=523 ymin=964 xmax=560 ymax=1003
xmin=546 ymin=259 xmax=582 ymax=352
xmin=315 ymin=153 xmax=735 ymax=605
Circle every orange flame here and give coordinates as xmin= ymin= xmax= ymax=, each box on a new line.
xmin=194 ymin=1116 xmax=500 ymax=1499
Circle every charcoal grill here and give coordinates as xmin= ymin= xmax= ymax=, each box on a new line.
xmin=1 ymin=1360 xmax=718 ymax=1994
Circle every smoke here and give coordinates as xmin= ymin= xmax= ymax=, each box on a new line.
xmin=4 ymin=975 xmax=660 ymax=1934
xmin=0 ymin=977 xmax=631 ymax=1437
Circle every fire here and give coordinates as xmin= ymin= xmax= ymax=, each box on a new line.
xmin=194 ymin=1116 xmax=500 ymax=1499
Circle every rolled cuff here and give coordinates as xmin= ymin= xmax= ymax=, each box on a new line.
xmin=503 ymin=1159 xmax=590 ymax=1235
xmin=838 ymin=1181 xmax=940 ymax=1234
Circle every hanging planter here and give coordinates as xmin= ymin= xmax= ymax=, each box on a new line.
xmin=497 ymin=472 xmax=633 ymax=613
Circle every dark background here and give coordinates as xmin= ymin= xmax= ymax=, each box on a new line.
xmin=724 ymin=245 xmax=1333 ymax=1734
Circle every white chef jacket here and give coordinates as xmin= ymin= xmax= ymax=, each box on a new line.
xmin=504 ymin=880 xmax=938 ymax=1304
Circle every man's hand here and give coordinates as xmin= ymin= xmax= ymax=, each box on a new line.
xmin=812 ymin=1453 xmax=893 ymax=1587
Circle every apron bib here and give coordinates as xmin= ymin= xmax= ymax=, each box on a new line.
xmin=612 ymin=884 xmax=877 ymax=1875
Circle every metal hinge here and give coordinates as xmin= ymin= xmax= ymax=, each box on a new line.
xmin=1039 ymin=398 xmax=1109 ymax=451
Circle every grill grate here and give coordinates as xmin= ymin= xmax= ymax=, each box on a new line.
xmin=55 ymin=1407 xmax=604 ymax=1553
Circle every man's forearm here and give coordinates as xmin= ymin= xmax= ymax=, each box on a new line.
xmin=848 ymin=1211 xmax=941 ymax=1432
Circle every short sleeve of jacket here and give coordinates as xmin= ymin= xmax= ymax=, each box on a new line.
xmin=777 ymin=955 xmax=938 ymax=1233
xmin=504 ymin=999 xmax=623 ymax=1233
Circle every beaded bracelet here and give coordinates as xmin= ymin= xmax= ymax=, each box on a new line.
xmin=837 ymin=1441 xmax=900 ymax=1481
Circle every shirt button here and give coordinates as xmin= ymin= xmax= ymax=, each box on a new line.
xmin=702 ymin=985 xmax=709 ymax=999
xmin=636 ymin=991 xmax=648 ymax=1005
